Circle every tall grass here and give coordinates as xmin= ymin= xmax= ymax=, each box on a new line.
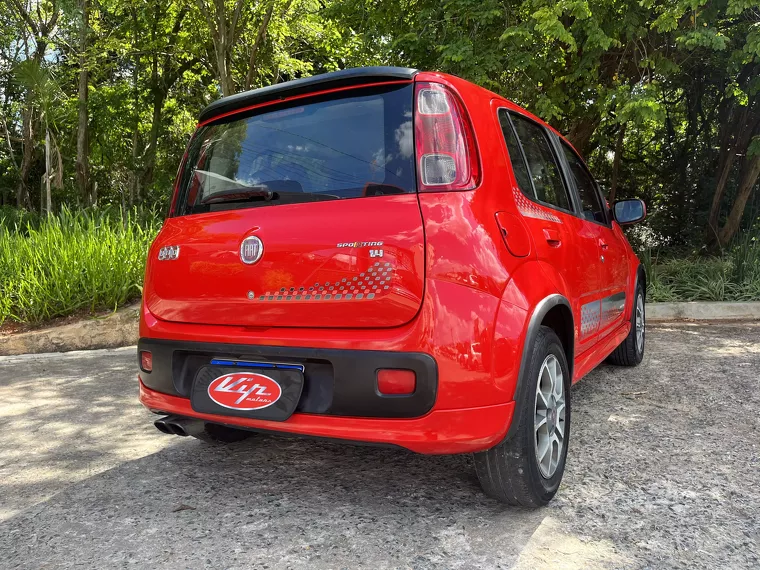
xmin=642 ymin=231 xmax=760 ymax=302
xmin=2 ymin=205 xmax=759 ymax=326
xmin=0 ymin=207 xmax=161 ymax=325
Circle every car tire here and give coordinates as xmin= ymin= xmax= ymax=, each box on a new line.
xmin=474 ymin=326 xmax=571 ymax=507
xmin=192 ymin=423 xmax=253 ymax=444
xmin=607 ymin=281 xmax=645 ymax=366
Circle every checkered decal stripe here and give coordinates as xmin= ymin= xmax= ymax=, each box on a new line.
xmin=581 ymin=293 xmax=626 ymax=338
xmin=257 ymin=262 xmax=393 ymax=302
xmin=580 ymin=301 xmax=601 ymax=337
xmin=513 ymin=188 xmax=562 ymax=223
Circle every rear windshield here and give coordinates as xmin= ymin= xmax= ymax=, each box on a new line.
xmin=173 ymin=84 xmax=416 ymax=216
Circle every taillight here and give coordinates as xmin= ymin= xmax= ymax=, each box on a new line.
xmin=414 ymin=82 xmax=480 ymax=192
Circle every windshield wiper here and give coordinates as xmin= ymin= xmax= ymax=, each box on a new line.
xmin=201 ymin=186 xmax=277 ymax=205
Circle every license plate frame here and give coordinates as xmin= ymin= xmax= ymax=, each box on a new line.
xmin=190 ymin=360 xmax=305 ymax=422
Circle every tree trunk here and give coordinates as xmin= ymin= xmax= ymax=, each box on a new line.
xmin=197 ymin=0 xmax=246 ymax=96
xmin=129 ymin=14 xmax=140 ymax=208
xmin=76 ymin=0 xmax=90 ymax=204
xmin=8 ymin=2 xmax=58 ymax=210
xmin=16 ymin=105 xmax=35 ymax=209
xmin=609 ymin=123 xmax=627 ymax=203
xmin=44 ymin=127 xmax=52 ymax=214
xmin=214 ymin=36 xmax=234 ymax=96
xmin=717 ymin=154 xmax=760 ymax=247
xmin=244 ymin=0 xmax=278 ymax=91
xmin=203 ymin=0 xmax=235 ymax=97
xmin=141 ymin=89 xmax=166 ymax=188
xmin=707 ymin=103 xmax=748 ymax=231
xmin=566 ymin=115 xmax=600 ymax=158
xmin=130 ymin=126 xmax=139 ymax=207
xmin=707 ymin=96 xmax=760 ymax=242
xmin=708 ymin=141 xmax=736 ymax=231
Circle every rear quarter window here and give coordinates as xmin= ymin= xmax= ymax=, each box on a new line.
xmin=498 ymin=110 xmax=533 ymax=195
xmin=509 ymin=113 xmax=572 ymax=212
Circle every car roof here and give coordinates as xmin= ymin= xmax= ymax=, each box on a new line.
xmin=197 ymin=66 xmax=580 ymax=159
xmin=198 ymin=67 xmax=418 ymax=124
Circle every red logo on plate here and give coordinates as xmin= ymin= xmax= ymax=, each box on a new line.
xmin=207 ymin=372 xmax=282 ymax=410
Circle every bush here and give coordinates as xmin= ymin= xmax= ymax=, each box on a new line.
xmin=2 ymin=205 xmax=759 ymax=326
xmin=0 ymin=205 xmax=42 ymax=233
xmin=0 ymin=207 xmax=161 ymax=325
xmin=642 ymin=231 xmax=760 ymax=302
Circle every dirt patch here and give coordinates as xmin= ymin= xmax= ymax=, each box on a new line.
xmin=0 ymin=303 xmax=139 ymax=356
xmin=0 ymin=306 xmax=124 ymax=336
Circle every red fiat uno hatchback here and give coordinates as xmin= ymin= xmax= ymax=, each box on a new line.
xmin=138 ymin=67 xmax=647 ymax=506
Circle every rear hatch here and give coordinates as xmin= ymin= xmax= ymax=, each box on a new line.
xmin=145 ymin=82 xmax=425 ymax=328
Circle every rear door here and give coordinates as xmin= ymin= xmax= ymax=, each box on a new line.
xmin=497 ymin=110 xmax=604 ymax=353
xmin=145 ymin=83 xmax=425 ymax=329
xmin=558 ymin=141 xmax=628 ymax=337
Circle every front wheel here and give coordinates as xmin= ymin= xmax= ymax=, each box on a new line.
xmin=607 ymin=281 xmax=645 ymax=366
xmin=474 ymin=326 xmax=571 ymax=507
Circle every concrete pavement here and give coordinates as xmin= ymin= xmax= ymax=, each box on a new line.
xmin=1 ymin=324 xmax=759 ymax=568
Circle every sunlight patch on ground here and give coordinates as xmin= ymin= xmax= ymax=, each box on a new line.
xmin=513 ymin=517 xmax=627 ymax=569
xmin=0 ymin=349 xmax=174 ymax=521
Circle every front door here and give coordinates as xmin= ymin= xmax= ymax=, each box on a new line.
xmin=558 ymin=141 xmax=628 ymax=339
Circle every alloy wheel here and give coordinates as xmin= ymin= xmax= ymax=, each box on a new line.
xmin=534 ymin=354 xmax=566 ymax=479
xmin=635 ymin=293 xmax=645 ymax=354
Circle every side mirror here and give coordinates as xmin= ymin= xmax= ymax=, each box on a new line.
xmin=613 ymin=199 xmax=646 ymax=225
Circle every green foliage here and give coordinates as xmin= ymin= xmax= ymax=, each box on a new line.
xmin=0 ymin=0 xmax=359 ymax=210
xmin=0 ymin=207 xmax=161 ymax=324
xmin=2 ymin=0 xmax=759 ymax=226
xmin=642 ymin=229 xmax=760 ymax=302
xmin=0 ymin=206 xmax=42 ymax=233
xmin=2 ymin=0 xmax=760 ymax=323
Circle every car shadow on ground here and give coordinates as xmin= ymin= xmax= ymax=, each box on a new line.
xmin=1 ymin=430 xmax=566 ymax=568
xmin=4 ymin=323 xmax=759 ymax=568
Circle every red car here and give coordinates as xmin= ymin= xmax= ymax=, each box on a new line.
xmin=138 ymin=67 xmax=647 ymax=506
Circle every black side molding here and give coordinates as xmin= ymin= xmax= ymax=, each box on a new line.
xmin=505 ymin=294 xmax=573 ymax=441
xmin=199 ymin=66 xmax=419 ymax=123
xmin=636 ymin=264 xmax=646 ymax=302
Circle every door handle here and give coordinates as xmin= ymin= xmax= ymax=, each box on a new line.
xmin=599 ymin=239 xmax=609 ymax=250
xmin=543 ymin=228 xmax=561 ymax=247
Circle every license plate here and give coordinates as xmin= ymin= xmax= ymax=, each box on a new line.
xmin=190 ymin=362 xmax=304 ymax=422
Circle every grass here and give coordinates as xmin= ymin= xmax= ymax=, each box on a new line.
xmin=642 ymin=231 xmax=760 ymax=302
xmin=0 ymin=207 xmax=161 ymax=325
xmin=1 ymin=205 xmax=759 ymax=326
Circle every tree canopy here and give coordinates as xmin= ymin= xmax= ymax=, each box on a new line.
xmin=1 ymin=0 xmax=759 ymax=249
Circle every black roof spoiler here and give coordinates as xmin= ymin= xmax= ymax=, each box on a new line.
xmin=198 ymin=66 xmax=419 ymax=123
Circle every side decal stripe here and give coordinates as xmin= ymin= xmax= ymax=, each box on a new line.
xmin=580 ymin=292 xmax=626 ymax=339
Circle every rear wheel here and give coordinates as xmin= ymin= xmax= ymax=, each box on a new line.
xmin=192 ymin=423 xmax=253 ymax=444
xmin=474 ymin=326 xmax=570 ymax=507
xmin=607 ymin=281 xmax=645 ymax=366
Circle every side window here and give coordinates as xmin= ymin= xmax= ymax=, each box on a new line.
xmin=561 ymin=143 xmax=607 ymax=225
xmin=498 ymin=110 xmax=533 ymax=197
xmin=510 ymin=114 xmax=572 ymax=211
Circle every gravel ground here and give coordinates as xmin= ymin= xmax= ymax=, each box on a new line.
xmin=0 ymin=323 xmax=758 ymax=569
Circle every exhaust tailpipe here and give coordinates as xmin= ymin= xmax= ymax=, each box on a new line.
xmin=154 ymin=415 xmax=205 ymax=437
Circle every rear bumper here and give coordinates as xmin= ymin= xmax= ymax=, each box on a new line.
xmin=139 ymin=379 xmax=514 ymax=454
xmin=138 ymin=337 xmax=438 ymax=419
